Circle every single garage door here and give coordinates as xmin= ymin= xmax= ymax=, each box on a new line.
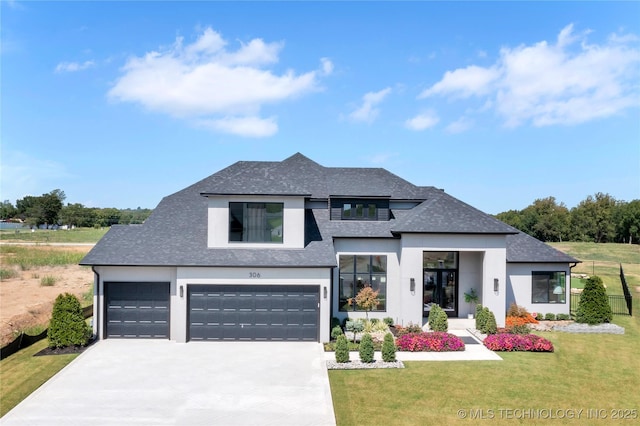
xmin=189 ymin=284 xmax=319 ymax=341
xmin=105 ymin=282 xmax=170 ymax=338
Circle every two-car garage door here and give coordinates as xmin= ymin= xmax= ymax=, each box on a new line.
xmin=189 ymin=285 xmax=319 ymax=341
xmin=105 ymin=282 xmax=319 ymax=341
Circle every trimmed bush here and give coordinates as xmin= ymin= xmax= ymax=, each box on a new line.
xmin=557 ymin=313 xmax=570 ymax=320
xmin=544 ymin=313 xmax=556 ymax=321
xmin=331 ymin=325 xmax=344 ymax=340
xmin=576 ymin=275 xmax=613 ymax=325
xmin=396 ymin=332 xmax=465 ymax=352
xmin=345 ymin=319 xmax=365 ymax=342
xmin=331 ymin=317 xmax=341 ymax=330
xmin=48 ymin=293 xmax=91 ymax=348
xmin=484 ymin=333 xmax=554 ymax=352
xmin=335 ymin=335 xmax=350 ymax=363
xmin=428 ymin=305 xmax=448 ymax=332
xmin=383 ymin=317 xmax=394 ymax=327
xmin=509 ymin=324 xmax=531 ymax=335
xmin=381 ymin=332 xmax=396 ymax=362
xmin=476 ymin=306 xmax=488 ymax=331
xmin=359 ymin=333 xmax=375 ymax=363
xmin=484 ymin=311 xmax=498 ymax=335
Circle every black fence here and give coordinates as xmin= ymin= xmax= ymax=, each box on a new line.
xmin=570 ymin=267 xmax=633 ymax=318
xmin=0 ymin=305 xmax=93 ymax=360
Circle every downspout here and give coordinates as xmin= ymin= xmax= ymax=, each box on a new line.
xmin=91 ymin=266 xmax=100 ymax=340
xmin=569 ymin=262 xmax=578 ymax=314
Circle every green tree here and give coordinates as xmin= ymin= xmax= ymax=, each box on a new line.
xmin=614 ymin=200 xmax=640 ymax=244
xmin=381 ymin=332 xmax=396 ymax=362
xmin=576 ymin=276 xmax=612 ymax=324
xmin=0 ymin=200 xmax=17 ymax=220
xmin=48 ymin=293 xmax=92 ymax=348
xmin=570 ymin=193 xmax=617 ymax=243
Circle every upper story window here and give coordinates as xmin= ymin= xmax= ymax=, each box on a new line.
xmin=342 ymin=202 xmax=378 ymax=220
xmin=229 ymin=202 xmax=283 ymax=243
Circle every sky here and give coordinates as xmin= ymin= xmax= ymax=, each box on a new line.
xmin=1 ymin=1 xmax=639 ymax=215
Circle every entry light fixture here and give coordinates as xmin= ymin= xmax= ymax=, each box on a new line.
xmin=493 ymin=278 xmax=499 ymax=293
xmin=323 ymin=286 xmax=328 ymax=299
xmin=180 ymin=285 xmax=184 ymax=298
xmin=410 ymin=278 xmax=416 ymax=292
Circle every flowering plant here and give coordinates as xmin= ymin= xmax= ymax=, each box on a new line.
xmin=396 ymin=332 xmax=465 ymax=352
xmin=484 ymin=333 xmax=554 ymax=352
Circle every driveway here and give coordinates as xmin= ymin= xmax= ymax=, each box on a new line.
xmin=1 ymin=340 xmax=336 ymax=426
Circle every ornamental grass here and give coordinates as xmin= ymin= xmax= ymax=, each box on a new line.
xmin=396 ymin=332 xmax=465 ymax=352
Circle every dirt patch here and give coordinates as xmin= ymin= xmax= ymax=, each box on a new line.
xmin=0 ymin=246 xmax=93 ymax=347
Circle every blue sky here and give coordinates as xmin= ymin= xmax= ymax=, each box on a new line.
xmin=2 ymin=1 xmax=639 ymax=215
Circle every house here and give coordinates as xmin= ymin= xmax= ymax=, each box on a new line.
xmin=80 ymin=153 xmax=578 ymax=342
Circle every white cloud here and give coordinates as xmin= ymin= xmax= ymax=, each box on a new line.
xmin=320 ymin=57 xmax=334 ymax=75
xmin=445 ymin=117 xmax=474 ymax=134
xmin=194 ymin=116 xmax=278 ymax=138
xmin=405 ymin=111 xmax=439 ymax=131
xmin=348 ymin=87 xmax=392 ymax=123
xmin=108 ymin=27 xmax=326 ymax=137
xmin=55 ymin=60 xmax=95 ymax=73
xmin=420 ymin=24 xmax=640 ymax=127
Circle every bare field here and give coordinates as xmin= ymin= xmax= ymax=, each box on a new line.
xmin=0 ymin=245 xmax=93 ymax=346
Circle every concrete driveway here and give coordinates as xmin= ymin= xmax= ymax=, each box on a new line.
xmin=1 ymin=340 xmax=336 ymax=426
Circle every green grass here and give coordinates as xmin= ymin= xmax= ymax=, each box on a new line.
xmin=0 ymin=246 xmax=88 ymax=270
xmin=0 ymin=227 xmax=107 ymax=244
xmin=549 ymin=242 xmax=640 ymax=293
xmin=0 ymin=339 xmax=79 ymax=417
xmin=0 ymin=268 xmax=18 ymax=280
xmin=329 ymin=301 xmax=640 ymax=425
xmin=39 ymin=275 xmax=58 ymax=286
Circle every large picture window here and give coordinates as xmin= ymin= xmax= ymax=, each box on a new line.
xmin=229 ymin=202 xmax=283 ymax=243
xmin=339 ymin=255 xmax=387 ymax=312
xmin=532 ymin=271 xmax=566 ymax=304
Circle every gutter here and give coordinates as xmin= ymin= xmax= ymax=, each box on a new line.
xmin=91 ymin=266 xmax=100 ymax=340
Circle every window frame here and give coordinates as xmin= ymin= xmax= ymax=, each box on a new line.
xmin=339 ymin=254 xmax=387 ymax=312
xmin=531 ymin=271 xmax=566 ymax=304
xmin=228 ymin=202 xmax=284 ymax=244
xmin=341 ymin=201 xmax=378 ymax=220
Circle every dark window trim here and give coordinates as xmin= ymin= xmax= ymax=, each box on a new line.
xmin=228 ymin=202 xmax=284 ymax=244
xmin=531 ymin=271 xmax=567 ymax=304
xmin=338 ymin=254 xmax=387 ymax=312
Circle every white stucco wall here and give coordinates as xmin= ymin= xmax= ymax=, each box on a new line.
xmin=206 ymin=195 xmax=306 ymax=249
xmin=507 ymin=263 xmax=572 ymax=316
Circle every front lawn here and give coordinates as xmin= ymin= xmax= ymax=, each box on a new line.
xmin=0 ymin=339 xmax=79 ymax=417
xmin=329 ymin=303 xmax=640 ymax=425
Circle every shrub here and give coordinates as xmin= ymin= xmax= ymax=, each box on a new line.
xmin=509 ymin=324 xmax=531 ymax=335
xmin=556 ymin=313 xmax=570 ymax=320
xmin=345 ymin=319 xmax=365 ymax=342
xmin=484 ymin=333 xmax=554 ymax=352
xmin=544 ymin=313 xmax=556 ymax=321
xmin=48 ymin=293 xmax=91 ymax=348
xmin=507 ymin=302 xmax=529 ymax=317
xmin=476 ymin=306 xmax=488 ymax=331
xmin=359 ymin=333 xmax=375 ymax=363
xmin=0 ymin=268 xmax=18 ymax=280
xmin=335 ymin=335 xmax=350 ymax=363
xmin=428 ymin=305 xmax=448 ymax=332
xmin=395 ymin=322 xmax=423 ymax=337
xmin=576 ymin=275 xmax=613 ymax=325
xmin=396 ymin=332 xmax=465 ymax=352
xmin=383 ymin=317 xmax=394 ymax=327
xmin=482 ymin=310 xmax=498 ymax=335
xmin=331 ymin=317 xmax=341 ymax=330
xmin=331 ymin=325 xmax=344 ymax=340
xmin=381 ymin=333 xmax=396 ymax=362
xmin=475 ymin=303 xmax=483 ymax=319
xmin=40 ymin=275 xmax=58 ymax=286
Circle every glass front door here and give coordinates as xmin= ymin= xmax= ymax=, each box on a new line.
xmin=423 ymin=271 xmax=457 ymax=316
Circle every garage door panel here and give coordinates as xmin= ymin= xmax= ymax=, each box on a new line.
xmin=106 ymin=282 xmax=170 ymax=339
xmin=188 ymin=285 xmax=318 ymax=341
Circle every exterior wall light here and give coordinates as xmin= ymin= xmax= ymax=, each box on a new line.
xmin=494 ymin=278 xmax=499 ymax=293
xmin=180 ymin=285 xmax=184 ymax=298
xmin=323 ymin=286 xmax=328 ymax=299
xmin=410 ymin=278 xmax=416 ymax=292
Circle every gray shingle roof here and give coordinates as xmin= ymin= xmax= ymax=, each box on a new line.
xmin=506 ymin=232 xmax=580 ymax=263
xmin=81 ymin=153 xmax=576 ymax=267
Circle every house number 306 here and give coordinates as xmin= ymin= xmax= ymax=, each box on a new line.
xmin=249 ymin=272 xmax=261 ymax=278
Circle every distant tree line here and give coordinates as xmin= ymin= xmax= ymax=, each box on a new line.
xmin=495 ymin=193 xmax=640 ymax=244
xmin=0 ymin=189 xmax=152 ymax=228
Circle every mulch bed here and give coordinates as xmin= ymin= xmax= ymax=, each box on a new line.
xmin=34 ymin=337 xmax=98 ymax=357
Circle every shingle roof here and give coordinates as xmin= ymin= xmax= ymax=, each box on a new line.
xmin=81 ymin=153 xmax=576 ymax=267
xmin=506 ymin=232 xmax=580 ymax=263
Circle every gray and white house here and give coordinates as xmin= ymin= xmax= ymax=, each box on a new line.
xmin=81 ymin=153 xmax=578 ymax=343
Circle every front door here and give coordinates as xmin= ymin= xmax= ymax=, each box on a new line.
xmin=423 ymin=252 xmax=458 ymax=317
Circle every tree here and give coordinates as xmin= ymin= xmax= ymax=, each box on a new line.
xmin=48 ymin=293 xmax=92 ymax=348
xmin=614 ymin=200 xmax=640 ymax=244
xmin=348 ymin=286 xmax=381 ymax=320
xmin=15 ymin=189 xmax=65 ymax=227
xmin=575 ymin=276 xmax=612 ymax=324
xmin=570 ymin=193 xmax=617 ymax=243
xmin=0 ymin=200 xmax=17 ymax=220
xmin=521 ymin=197 xmax=570 ymax=242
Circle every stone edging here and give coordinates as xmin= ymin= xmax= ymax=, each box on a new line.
xmin=326 ymin=360 xmax=405 ymax=370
